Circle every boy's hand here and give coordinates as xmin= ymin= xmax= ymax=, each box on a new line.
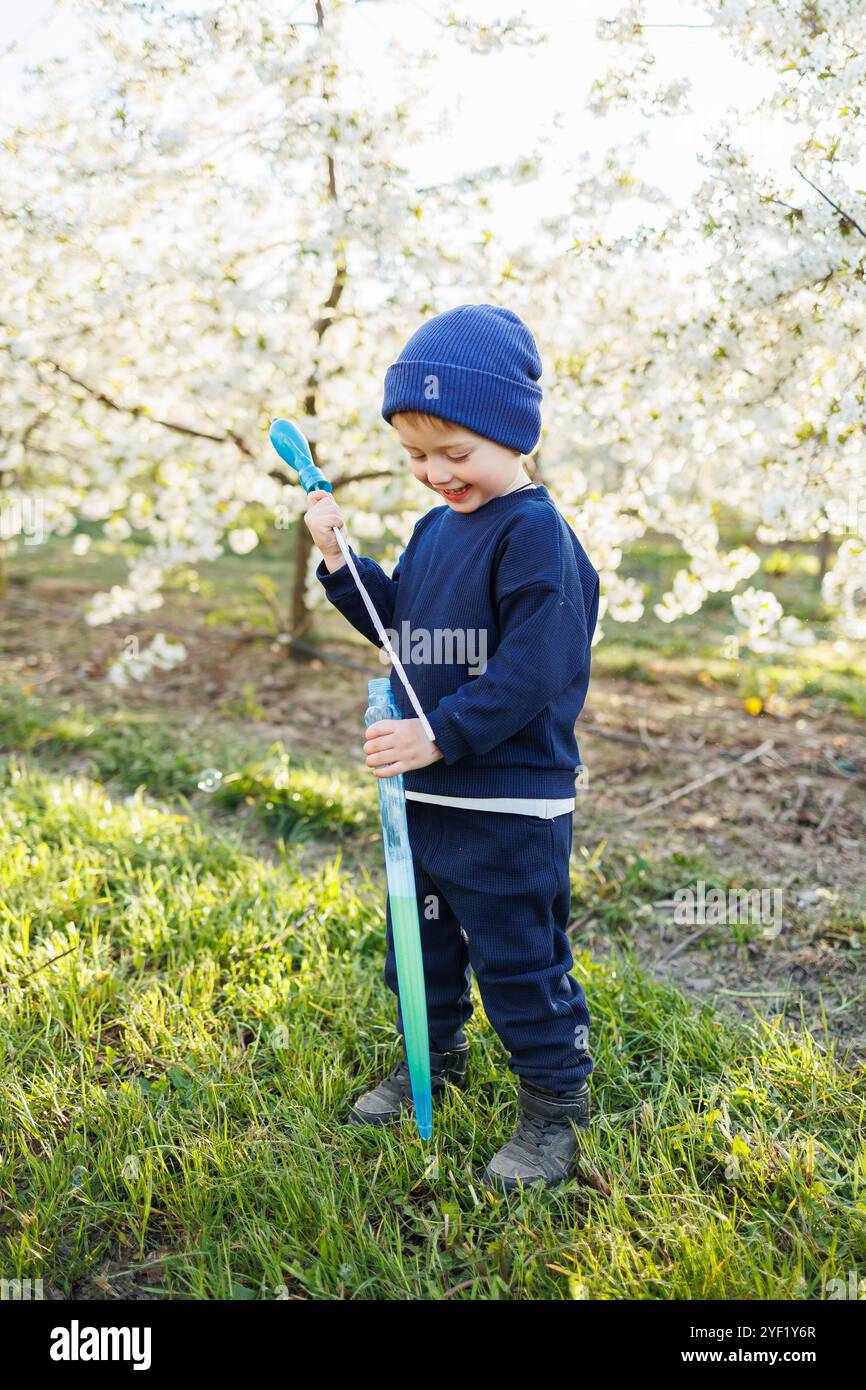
xmin=364 ymin=719 xmax=444 ymax=776
xmin=304 ymin=489 xmax=347 ymax=561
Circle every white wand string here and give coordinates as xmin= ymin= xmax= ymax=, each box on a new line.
xmin=331 ymin=524 xmax=436 ymax=746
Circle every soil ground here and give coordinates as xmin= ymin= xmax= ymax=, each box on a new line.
xmin=3 ymin=564 xmax=865 ymax=1069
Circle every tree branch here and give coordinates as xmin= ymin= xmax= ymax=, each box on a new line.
xmin=793 ymin=164 xmax=866 ymax=242
xmin=37 ymin=355 xmax=257 ymax=457
xmin=329 ymin=467 xmax=399 ymax=490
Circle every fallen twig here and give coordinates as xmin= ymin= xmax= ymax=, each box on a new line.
xmin=0 ymin=942 xmax=78 ymax=988
xmin=619 ymin=738 xmax=775 ymax=823
xmin=657 ymin=924 xmax=712 ymax=964
xmin=815 ymin=787 xmax=847 ymax=838
xmin=579 ymin=722 xmax=866 ymax=788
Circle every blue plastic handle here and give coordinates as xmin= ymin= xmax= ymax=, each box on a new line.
xmin=269 ymin=418 xmax=333 ymax=495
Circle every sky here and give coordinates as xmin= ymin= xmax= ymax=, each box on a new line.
xmin=0 ymin=0 xmax=803 ymax=249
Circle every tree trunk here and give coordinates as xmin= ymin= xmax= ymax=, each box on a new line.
xmin=290 ymin=519 xmax=316 ymax=639
xmin=287 ymin=0 xmax=347 ymax=643
xmin=817 ymin=527 xmax=831 ymax=586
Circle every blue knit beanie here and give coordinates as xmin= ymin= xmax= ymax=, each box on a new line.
xmin=381 ymin=303 xmax=543 ymax=455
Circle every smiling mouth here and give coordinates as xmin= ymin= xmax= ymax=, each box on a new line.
xmin=439 ymin=484 xmax=471 ymax=498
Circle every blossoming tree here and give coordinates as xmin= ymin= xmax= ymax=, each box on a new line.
xmin=0 ymin=0 xmax=545 ymax=683
xmin=1 ymin=0 xmax=864 ymax=684
xmin=558 ymin=0 xmax=865 ymax=651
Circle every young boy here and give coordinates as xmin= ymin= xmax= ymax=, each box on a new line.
xmin=304 ymin=303 xmax=600 ymax=1193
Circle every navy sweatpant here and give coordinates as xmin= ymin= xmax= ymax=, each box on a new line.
xmin=383 ymin=798 xmax=593 ymax=1094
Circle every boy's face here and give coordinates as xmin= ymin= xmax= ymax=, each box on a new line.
xmin=393 ymin=413 xmax=523 ymax=512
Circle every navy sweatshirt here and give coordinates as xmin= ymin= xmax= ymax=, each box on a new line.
xmin=315 ymin=485 xmax=600 ymax=800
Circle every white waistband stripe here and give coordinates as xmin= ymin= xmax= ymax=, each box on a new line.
xmin=404 ymin=791 xmax=576 ymax=819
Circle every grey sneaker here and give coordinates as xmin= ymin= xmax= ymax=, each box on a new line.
xmin=347 ymin=1044 xmax=469 ymax=1127
xmin=484 ymin=1080 xmax=591 ymax=1194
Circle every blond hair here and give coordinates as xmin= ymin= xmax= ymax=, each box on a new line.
xmin=390 ymin=410 xmax=463 ymax=434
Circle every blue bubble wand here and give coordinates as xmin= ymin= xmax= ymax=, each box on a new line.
xmin=269 ymin=418 xmax=433 ymax=1141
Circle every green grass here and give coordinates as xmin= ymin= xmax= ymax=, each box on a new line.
xmin=0 ymin=687 xmax=377 ymax=843
xmin=1 ymin=754 xmax=864 ymax=1300
xmin=2 ymin=528 xmax=865 ymax=1298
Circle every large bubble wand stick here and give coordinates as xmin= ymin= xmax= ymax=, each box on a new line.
xmin=269 ymin=418 xmax=433 ymax=1141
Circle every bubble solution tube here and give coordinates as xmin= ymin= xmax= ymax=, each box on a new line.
xmin=365 ymin=678 xmax=433 ymax=1140
xmin=269 ymin=418 xmax=433 ymax=1141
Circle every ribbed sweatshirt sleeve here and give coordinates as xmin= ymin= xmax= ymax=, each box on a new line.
xmin=315 ymin=545 xmax=406 ymax=649
xmin=426 ymin=583 xmax=589 ymax=761
xmin=425 ymin=509 xmax=591 ymax=762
